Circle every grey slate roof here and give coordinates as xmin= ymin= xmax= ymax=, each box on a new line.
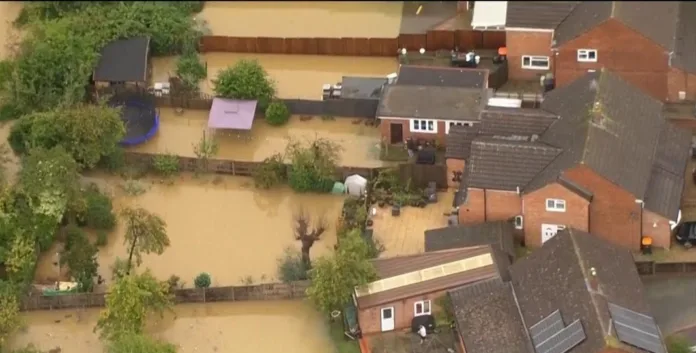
xmin=505 ymin=1 xmax=578 ymax=29
xmin=445 ymin=125 xmax=481 ymax=160
xmin=672 ymin=1 xmax=696 ymax=73
xmin=396 ymin=65 xmax=489 ymax=89
xmin=466 ymin=137 xmax=561 ymax=191
xmin=479 ymin=107 xmax=558 ymax=137
xmin=553 ymin=2 xmax=680 ymax=50
xmin=526 ymin=70 xmax=665 ymax=198
xmin=340 ymin=76 xmax=387 ymax=99
xmin=449 ymin=278 xmax=533 ymax=353
xmin=424 ymin=220 xmax=516 ymax=259
xmin=94 ymin=37 xmax=150 ymax=82
xmin=510 ymin=228 xmax=662 ymax=353
xmin=377 ymin=85 xmax=487 ymax=121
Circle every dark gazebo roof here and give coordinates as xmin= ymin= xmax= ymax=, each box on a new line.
xmin=93 ymin=37 xmax=150 ymax=82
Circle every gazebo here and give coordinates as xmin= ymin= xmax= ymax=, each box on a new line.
xmin=208 ymin=98 xmax=258 ymax=131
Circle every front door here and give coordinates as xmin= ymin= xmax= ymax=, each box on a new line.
xmin=380 ymin=307 xmax=395 ymax=332
xmin=541 ymin=224 xmax=565 ymax=244
xmin=390 ymin=123 xmax=403 ymax=144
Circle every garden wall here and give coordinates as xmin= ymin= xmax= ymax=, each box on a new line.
xmin=21 ymin=281 xmax=310 ymax=311
xmin=634 ymin=260 xmax=696 ymax=276
xmin=198 ymin=30 xmax=506 ymax=56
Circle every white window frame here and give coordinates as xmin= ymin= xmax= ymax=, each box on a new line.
xmin=577 ymin=49 xmax=598 ymax=63
xmin=414 ymin=300 xmax=432 ymax=316
xmin=410 ymin=119 xmax=437 ymax=134
xmin=514 ymin=215 xmax=524 ymax=230
xmin=521 ymin=55 xmax=550 ymax=70
xmin=445 ymin=121 xmax=474 ymax=134
xmin=545 ymin=198 xmax=566 ymax=212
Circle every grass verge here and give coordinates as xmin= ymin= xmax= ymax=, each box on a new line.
xmin=328 ymin=320 xmax=361 ymax=353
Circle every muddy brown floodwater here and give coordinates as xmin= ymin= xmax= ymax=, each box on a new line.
xmin=0 ymin=1 xmax=22 ymax=60
xmin=9 ymin=301 xmax=333 ymax=353
xmin=35 ymin=173 xmax=345 ymax=287
xmin=151 ymin=53 xmax=399 ymax=99
xmin=129 ymin=110 xmax=391 ymax=168
xmin=198 ymin=1 xmax=404 ymax=38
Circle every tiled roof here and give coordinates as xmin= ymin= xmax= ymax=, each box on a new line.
xmin=672 ymin=1 xmax=696 ymax=73
xmin=505 ymin=1 xmax=578 ymax=29
xmin=479 ymin=107 xmax=558 ymax=137
xmin=396 ymin=65 xmax=489 ymax=89
xmin=94 ymin=37 xmax=150 ymax=82
xmin=424 ymin=220 xmax=516 ymax=259
xmin=377 ymin=85 xmax=487 ymax=121
xmin=445 ymin=125 xmax=481 ymax=160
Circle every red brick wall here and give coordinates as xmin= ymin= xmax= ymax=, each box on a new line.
xmin=457 ymin=188 xmax=521 ymax=224
xmin=379 ymin=118 xmax=447 ymax=146
xmin=446 ymin=158 xmax=465 ymax=189
xmin=667 ymin=67 xmax=696 ymax=102
xmin=522 ymin=182 xmax=590 ymax=248
xmin=505 ymin=31 xmax=554 ymax=81
xmin=641 ymin=209 xmax=672 ymax=249
xmin=563 ymin=165 xmax=642 ymax=251
xmin=555 ymin=19 xmax=669 ymax=101
xmin=358 ymin=291 xmax=447 ymax=335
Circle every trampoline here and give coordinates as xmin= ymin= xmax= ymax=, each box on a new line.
xmin=107 ymin=89 xmax=160 ymax=146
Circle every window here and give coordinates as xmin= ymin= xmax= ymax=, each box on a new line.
xmin=411 ymin=119 xmax=437 ymax=133
xmin=577 ymin=49 xmax=598 ymax=62
xmin=521 ymin=55 xmax=550 ymax=70
xmin=514 ymin=215 xmax=524 ymax=230
xmin=414 ymin=300 xmax=432 ymax=316
xmin=545 ymin=198 xmax=566 ymax=212
xmin=445 ymin=121 xmax=474 ymax=134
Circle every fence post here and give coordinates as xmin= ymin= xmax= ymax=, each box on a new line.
xmin=203 ymin=288 xmax=206 ymax=303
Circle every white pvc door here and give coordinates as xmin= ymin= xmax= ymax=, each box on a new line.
xmin=380 ymin=307 xmax=395 ymax=332
xmin=541 ymin=224 xmax=559 ymax=244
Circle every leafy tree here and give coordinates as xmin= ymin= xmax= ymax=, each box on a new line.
xmin=307 ymin=229 xmax=377 ymax=313
xmin=121 ymin=207 xmax=170 ymax=274
xmin=0 ymin=281 xmax=21 ymax=348
xmin=5 ymin=236 xmax=37 ymax=284
xmin=81 ymin=184 xmax=116 ymax=230
xmin=96 ymin=270 xmax=173 ymax=340
xmin=194 ymin=272 xmax=211 ymax=288
xmin=264 ymin=101 xmax=290 ymax=126
xmin=61 ymin=226 xmax=99 ymax=292
xmin=107 ymin=332 xmax=177 ymax=353
xmin=286 ymin=138 xmax=341 ymax=193
xmin=212 ymin=60 xmax=276 ymax=110
xmin=252 ymin=153 xmax=286 ymax=189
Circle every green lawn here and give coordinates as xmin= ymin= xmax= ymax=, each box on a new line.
xmin=380 ymin=144 xmax=410 ymax=162
xmin=328 ymin=320 xmax=361 ymax=353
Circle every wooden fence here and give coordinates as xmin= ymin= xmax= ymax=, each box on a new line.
xmin=198 ymin=30 xmax=506 ymax=56
xmin=21 ymin=281 xmax=310 ymax=311
xmin=635 ymin=260 xmax=696 ymax=276
xmin=399 ymin=163 xmax=448 ymax=190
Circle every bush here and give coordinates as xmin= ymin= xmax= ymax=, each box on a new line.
xmin=264 ymin=101 xmax=290 ymax=126
xmin=0 ymin=102 xmax=25 ymax=122
xmin=194 ymin=272 xmax=211 ymax=288
xmin=98 ymin=147 xmax=126 ymax=173
xmin=152 ymin=153 xmax=180 ymax=177
xmin=7 ymin=116 xmax=34 ymax=155
xmin=212 ymin=60 xmax=276 ymax=110
xmin=175 ymin=50 xmax=207 ymax=93
xmin=286 ymin=139 xmax=342 ymax=193
xmin=667 ymin=335 xmax=692 ymax=353
xmin=82 ymin=184 xmax=116 ymax=230
xmin=61 ymin=225 xmax=98 ymax=292
xmin=277 ymin=247 xmax=308 ymax=283
xmin=96 ymin=230 xmax=108 ymax=247
xmin=253 ymin=153 xmax=286 ymax=189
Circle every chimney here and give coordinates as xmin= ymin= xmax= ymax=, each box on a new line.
xmin=587 ymin=267 xmax=599 ymax=292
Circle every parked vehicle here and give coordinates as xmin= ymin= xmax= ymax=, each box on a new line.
xmin=674 ymin=222 xmax=696 ymax=248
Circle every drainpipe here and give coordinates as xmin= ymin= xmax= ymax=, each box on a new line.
xmin=483 ymin=189 xmax=488 ymax=221
xmin=635 ymin=199 xmax=644 ymax=246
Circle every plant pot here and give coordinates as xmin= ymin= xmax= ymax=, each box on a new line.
xmin=378 ymin=201 xmax=386 ymax=208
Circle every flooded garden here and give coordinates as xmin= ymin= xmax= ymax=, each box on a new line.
xmin=9 ymin=301 xmax=332 ymax=353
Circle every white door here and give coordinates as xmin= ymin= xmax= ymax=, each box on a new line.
xmin=380 ymin=307 xmax=395 ymax=332
xmin=541 ymin=224 xmax=560 ymax=244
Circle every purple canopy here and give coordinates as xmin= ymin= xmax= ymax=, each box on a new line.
xmin=208 ymin=98 xmax=257 ymax=130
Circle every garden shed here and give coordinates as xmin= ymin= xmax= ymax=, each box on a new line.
xmin=93 ymin=37 xmax=151 ymax=88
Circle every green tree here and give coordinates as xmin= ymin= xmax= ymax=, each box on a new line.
xmin=121 ymin=207 xmax=170 ymax=274
xmin=194 ymin=272 xmax=211 ymax=288
xmin=264 ymin=101 xmax=290 ymax=126
xmin=107 ymin=332 xmax=177 ymax=353
xmin=286 ymin=138 xmax=342 ymax=193
xmin=5 ymin=236 xmax=37 ymax=284
xmin=212 ymin=60 xmax=276 ymax=110
xmin=0 ymin=281 xmax=21 ymax=347
xmin=96 ymin=270 xmax=173 ymax=340
xmin=306 ymin=229 xmax=377 ymax=313
xmin=61 ymin=226 xmax=99 ymax=292
xmin=175 ymin=50 xmax=207 ymax=93
xmin=81 ymin=184 xmax=116 ymax=230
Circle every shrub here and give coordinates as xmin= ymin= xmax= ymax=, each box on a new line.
xmin=0 ymin=102 xmax=24 ymax=122
xmin=253 ymin=153 xmax=286 ymax=189
xmin=7 ymin=116 xmax=34 ymax=155
xmin=83 ymin=184 xmax=116 ymax=230
xmin=286 ymin=139 xmax=341 ymax=193
xmin=277 ymin=247 xmax=308 ymax=283
xmin=61 ymin=226 xmax=98 ymax=292
xmin=152 ymin=153 xmax=180 ymax=177
xmin=96 ymin=230 xmax=108 ymax=247
xmin=212 ymin=60 xmax=276 ymax=110
xmin=98 ymin=147 xmax=126 ymax=173
xmin=175 ymin=50 xmax=207 ymax=93
xmin=666 ymin=335 xmax=691 ymax=353
xmin=264 ymin=101 xmax=290 ymax=126
xmin=194 ymin=272 xmax=211 ymax=288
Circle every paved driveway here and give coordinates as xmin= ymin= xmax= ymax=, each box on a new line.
xmin=643 ymin=276 xmax=696 ymax=335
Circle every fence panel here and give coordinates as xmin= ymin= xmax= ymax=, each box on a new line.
xmin=482 ymin=31 xmax=506 ymax=49
xmin=399 ymin=163 xmax=448 ymax=189
xmin=653 ymin=262 xmax=684 ymax=274
xmin=634 ymin=261 xmax=654 ymax=275
xmin=316 ymin=38 xmax=345 ymax=56
xmin=255 ymin=37 xmax=283 ymax=54
xmin=398 ymin=34 xmax=427 ymax=51
xmin=426 ymin=30 xmax=455 ymax=51
xmin=369 ymin=38 xmax=398 ymax=56
xmin=454 ymin=30 xmax=480 ymax=49
xmin=280 ymin=99 xmax=379 ymax=118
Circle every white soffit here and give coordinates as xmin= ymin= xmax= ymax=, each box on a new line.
xmin=471 ymin=1 xmax=508 ymax=29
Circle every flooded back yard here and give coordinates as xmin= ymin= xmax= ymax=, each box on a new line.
xmin=9 ymin=301 xmax=332 ymax=353
xmin=199 ymin=1 xmax=403 ymax=38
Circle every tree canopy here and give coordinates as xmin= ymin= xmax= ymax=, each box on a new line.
xmin=0 ymin=281 xmax=21 ymax=347
xmin=121 ymin=207 xmax=170 ymax=273
xmin=107 ymin=332 xmax=177 ymax=353
xmin=212 ymin=60 xmax=276 ymax=110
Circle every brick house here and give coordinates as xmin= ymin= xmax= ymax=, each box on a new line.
xmin=454 ymin=69 xmax=691 ymax=251
xmin=449 ymin=228 xmax=667 ymax=353
xmin=353 ymin=245 xmax=509 ymax=335
xmin=376 ymin=65 xmax=491 ymax=146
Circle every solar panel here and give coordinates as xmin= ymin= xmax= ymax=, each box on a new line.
xmin=608 ymin=303 xmax=665 ymax=353
xmin=535 ymin=319 xmax=586 ymax=353
xmin=529 ymin=310 xmax=564 ymax=346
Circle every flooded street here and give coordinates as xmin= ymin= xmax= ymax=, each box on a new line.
xmin=131 ymin=109 xmax=390 ymax=168
xmin=9 ymin=301 xmax=332 ymax=353
xmin=151 ymin=53 xmax=398 ymax=99
xmin=35 ymin=173 xmax=345 ymax=286
xmin=199 ymin=1 xmax=403 ymax=38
